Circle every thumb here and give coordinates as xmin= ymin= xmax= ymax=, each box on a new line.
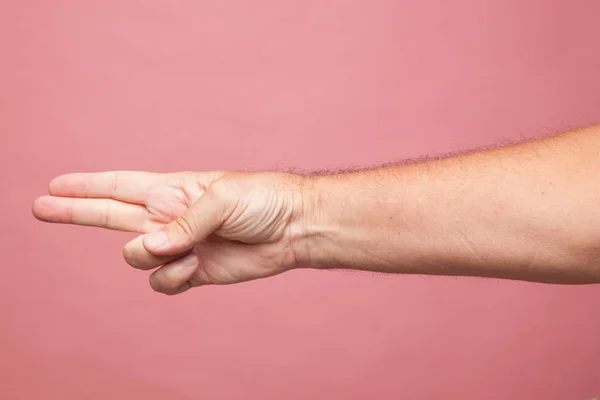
xmin=143 ymin=189 xmax=224 ymax=256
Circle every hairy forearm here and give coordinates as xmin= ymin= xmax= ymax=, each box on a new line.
xmin=294 ymin=125 xmax=600 ymax=284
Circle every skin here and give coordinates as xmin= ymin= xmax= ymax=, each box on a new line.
xmin=32 ymin=124 xmax=600 ymax=295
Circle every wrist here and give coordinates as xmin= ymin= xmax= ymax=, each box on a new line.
xmin=289 ymin=173 xmax=344 ymax=270
xmin=288 ymin=174 xmax=322 ymax=269
xmin=288 ymin=167 xmax=425 ymax=273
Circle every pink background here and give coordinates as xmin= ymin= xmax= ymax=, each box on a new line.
xmin=2 ymin=1 xmax=600 ymax=399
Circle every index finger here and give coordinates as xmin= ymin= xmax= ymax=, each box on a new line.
xmin=48 ymin=171 xmax=167 ymax=205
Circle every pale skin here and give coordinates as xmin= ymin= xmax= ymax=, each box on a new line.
xmin=32 ymin=124 xmax=600 ymax=295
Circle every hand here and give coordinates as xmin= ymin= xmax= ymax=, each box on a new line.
xmin=32 ymin=170 xmax=310 ymax=295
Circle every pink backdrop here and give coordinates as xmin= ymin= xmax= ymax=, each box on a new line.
xmin=2 ymin=1 xmax=599 ymax=399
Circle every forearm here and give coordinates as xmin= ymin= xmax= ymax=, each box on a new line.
xmin=294 ymin=125 xmax=600 ymax=284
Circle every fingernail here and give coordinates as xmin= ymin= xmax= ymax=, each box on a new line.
xmin=144 ymin=231 xmax=169 ymax=250
xmin=179 ymin=253 xmax=198 ymax=269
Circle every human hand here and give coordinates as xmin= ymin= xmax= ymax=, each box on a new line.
xmin=32 ymin=170 xmax=310 ymax=295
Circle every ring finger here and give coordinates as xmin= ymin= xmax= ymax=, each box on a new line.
xmin=123 ymin=234 xmax=188 ymax=270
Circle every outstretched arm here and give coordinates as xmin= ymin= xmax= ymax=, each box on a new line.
xmin=33 ymin=124 xmax=600 ymax=295
xmin=294 ymin=124 xmax=600 ymax=284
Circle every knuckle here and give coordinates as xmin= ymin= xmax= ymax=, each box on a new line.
xmin=149 ymin=273 xmax=179 ymax=295
xmin=122 ymin=246 xmax=137 ymax=267
xmin=123 ymin=246 xmax=144 ymax=269
xmin=109 ymin=171 xmax=119 ymax=198
xmin=99 ymin=200 xmax=110 ymax=229
xmin=149 ymin=275 xmax=159 ymax=291
xmin=149 ymin=274 xmax=164 ymax=293
xmin=210 ymin=178 xmax=231 ymax=198
xmin=174 ymin=215 xmax=195 ymax=240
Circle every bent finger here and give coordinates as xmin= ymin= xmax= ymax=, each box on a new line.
xmin=149 ymin=253 xmax=199 ymax=295
xmin=123 ymin=234 xmax=186 ymax=270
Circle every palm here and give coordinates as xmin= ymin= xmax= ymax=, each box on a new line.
xmin=33 ymin=171 xmax=299 ymax=286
